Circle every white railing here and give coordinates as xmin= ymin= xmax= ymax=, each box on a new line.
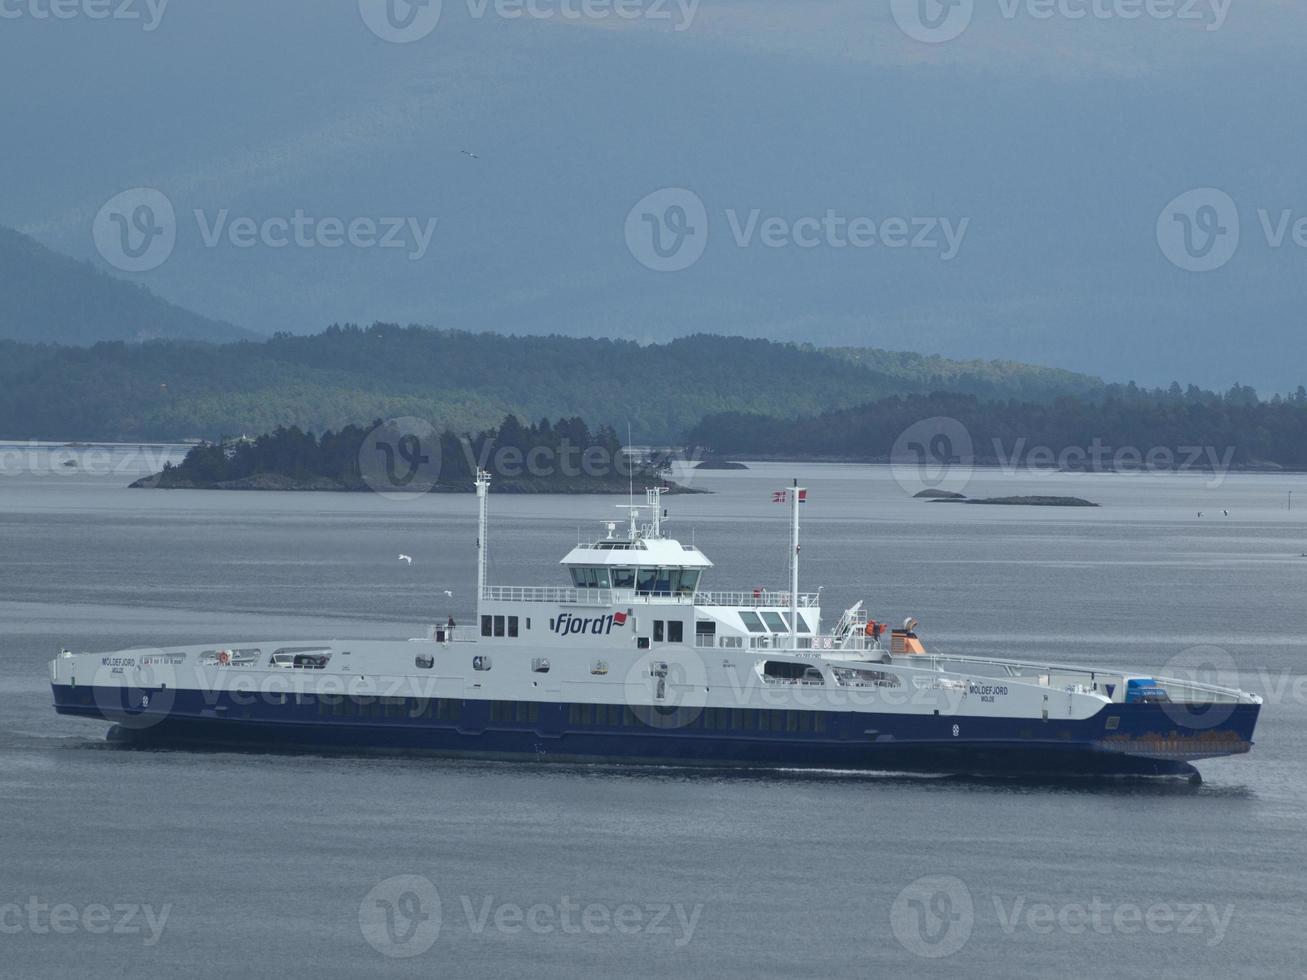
xmin=697 ymin=590 xmax=821 ymax=608
xmin=480 ymin=586 xmax=821 ymax=608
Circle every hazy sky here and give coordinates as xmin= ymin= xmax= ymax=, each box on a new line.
xmin=3 ymin=0 xmax=1305 ymax=390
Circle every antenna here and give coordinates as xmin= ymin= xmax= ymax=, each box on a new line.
xmin=626 ymin=420 xmax=635 ymax=512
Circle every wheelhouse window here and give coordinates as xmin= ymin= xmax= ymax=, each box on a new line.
xmin=673 ymin=570 xmax=701 ymax=594
xmin=570 ymin=567 xmax=611 ymax=589
xmin=636 ymin=568 xmax=659 ymax=594
xmin=612 ymin=567 xmax=635 ymax=589
xmin=781 ymin=612 xmax=812 ymax=633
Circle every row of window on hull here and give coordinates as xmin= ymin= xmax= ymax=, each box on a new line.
xmin=568 ymin=567 xmax=702 ymax=594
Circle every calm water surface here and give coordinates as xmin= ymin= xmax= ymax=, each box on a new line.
xmin=3 ymin=446 xmax=1306 ymax=979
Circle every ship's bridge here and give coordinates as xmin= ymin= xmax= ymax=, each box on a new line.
xmin=559 ymin=536 xmax=712 ymax=596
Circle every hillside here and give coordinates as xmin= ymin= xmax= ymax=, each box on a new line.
xmin=0 ymin=325 xmax=1114 ymax=443
xmin=688 ymin=389 xmax=1307 ymax=469
xmin=0 ymin=225 xmax=252 ymax=346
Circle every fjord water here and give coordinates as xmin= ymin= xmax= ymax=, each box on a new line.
xmin=3 ymin=446 xmax=1306 ymax=979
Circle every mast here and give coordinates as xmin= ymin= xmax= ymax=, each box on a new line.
xmin=790 ymin=479 xmax=802 ymax=651
xmin=476 ymin=469 xmax=490 ymax=604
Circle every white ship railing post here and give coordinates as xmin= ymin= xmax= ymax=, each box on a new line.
xmin=476 ymin=469 xmax=491 ymax=606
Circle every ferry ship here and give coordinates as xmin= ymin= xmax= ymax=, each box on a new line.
xmin=50 ymin=473 xmax=1261 ymax=782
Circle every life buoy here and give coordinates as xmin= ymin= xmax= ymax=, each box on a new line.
xmin=216 ymin=650 xmax=231 ymax=666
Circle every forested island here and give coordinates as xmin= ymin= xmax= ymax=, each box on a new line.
xmin=133 ymin=415 xmax=690 ymax=494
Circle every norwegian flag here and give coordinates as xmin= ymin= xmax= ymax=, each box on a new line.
xmin=772 ymin=490 xmax=787 ymax=503
xmin=613 ymin=611 xmax=628 ymax=626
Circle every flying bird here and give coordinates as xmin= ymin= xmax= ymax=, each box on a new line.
xmin=398 ymin=554 xmax=413 ymax=564
xmin=443 ymin=590 xmax=454 ymax=597
xmin=460 ymin=149 xmax=478 ymax=159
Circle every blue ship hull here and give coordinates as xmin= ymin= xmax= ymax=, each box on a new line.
xmin=52 ymin=683 xmax=1258 ymax=779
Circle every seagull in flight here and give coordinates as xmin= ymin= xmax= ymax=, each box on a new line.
xmin=460 ymin=149 xmax=479 ymax=159
xmin=398 ymin=554 xmax=413 ymax=564
xmin=443 ymin=590 xmax=454 ymax=597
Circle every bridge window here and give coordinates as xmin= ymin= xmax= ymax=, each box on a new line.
xmin=782 ymin=612 xmax=812 ymax=633
xmin=675 ymin=570 xmax=701 ymax=594
xmin=637 ymin=568 xmax=659 ymax=593
xmin=612 ymin=567 xmax=635 ymax=588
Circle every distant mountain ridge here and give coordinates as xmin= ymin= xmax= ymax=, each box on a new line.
xmin=0 ymin=224 xmax=253 ymax=346
xmin=0 ymin=324 xmax=1114 ymax=443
